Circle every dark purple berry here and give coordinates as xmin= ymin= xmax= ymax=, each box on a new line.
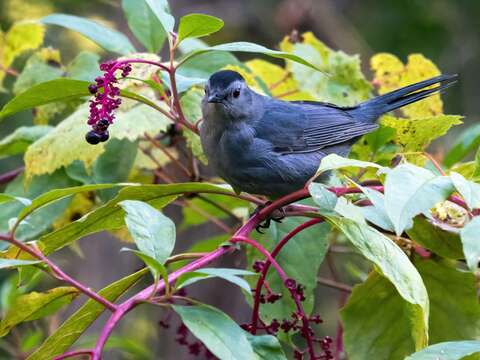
xmin=85 ymin=130 xmax=101 ymax=145
xmin=94 ymin=119 xmax=110 ymax=132
xmin=99 ymin=131 xmax=109 ymax=142
xmin=285 ymin=278 xmax=297 ymax=290
xmin=88 ymin=84 xmax=98 ymax=94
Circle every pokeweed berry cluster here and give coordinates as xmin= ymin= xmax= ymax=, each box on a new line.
xmin=248 ymin=260 xmax=334 ymax=360
xmin=174 ymin=324 xmax=216 ymax=359
xmin=85 ymin=60 xmax=132 ymax=145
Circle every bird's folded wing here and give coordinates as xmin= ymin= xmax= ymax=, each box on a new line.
xmin=255 ymin=101 xmax=378 ymax=154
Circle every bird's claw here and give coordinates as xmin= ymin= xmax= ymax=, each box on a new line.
xmin=253 ymin=204 xmax=286 ymax=233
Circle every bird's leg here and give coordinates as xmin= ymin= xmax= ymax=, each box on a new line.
xmin=251 ymin=202 xmax=286 ymax=233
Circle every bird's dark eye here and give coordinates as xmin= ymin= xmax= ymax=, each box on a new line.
xmin=233 ymin=88 xmax=241 ymax=98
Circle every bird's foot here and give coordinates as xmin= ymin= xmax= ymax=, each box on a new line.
xmin=251 ymin=202 xmax=286 ymax=234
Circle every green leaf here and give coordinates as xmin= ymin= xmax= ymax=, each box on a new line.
xmin=24 ymin=103 xmax=170 ymax=179
xmin=329 ymin=218 xmax=429 ymax=348
xmin=405 ymin=341 xmax=480 ymax=360
xmin=20 ymin=329 xmax=43 ymax=353
xmin=17 ymin=183 xmax=124 ymax=225
xmin=247 ymin=217 xmax=330 ymax=322
xmin=450 ymin=172 xmax=480 ymax=210
xmin=179 ymin=42 xmax=323 ymax=72
xmin=121 ymin=249 xmax=168 ymax=288
xmin=315 ymin=153 xmax=384 ymax=175
xmin=363 ymin=126 xmax=397 ymax=153
xmin=0 ymin=194 xmax=30 ymax=206
xmin=173 ymin=304 xmax=255 ymax=360
xmin=406 ymin=217 xmax=464 ymax=259
xmin=384 ymin=164 xmax=453 ymax=235
xmin=92 ymin=139 xmax=138 ymax=201
xmin=180 ymin=88 xmax=208 ymax=163
xmin=13 ymin=51 xmax=63 ymax=94
xmin=0 ymin=79 xmax=89 ymax=120
xmin=26 ymin=269 xmax=147 ymax=360
xmin=460 ymin=217 xmax=480 ymax=272
xmin=38 ymin=183 xmax=233 ymax=255
xmin=341 ymin=272 xmax=417 ymax=360
xmin=121 ymin=0 xmax=167 ymax=53
xmin=0 ymin=259 xmax=40 ymax=268
xmin=66 ymin=51 xmax=101 ymax=81
xmin=308 ymin=183 xmax=337 ymax=214
xmin=354 ymin=183 xmax=394 ymax=231
xmin=144 ymin=0 xmax=175 ymax=34
xmin=0 ymin=287 xmax=78 ymax=337
xmin=444 ymin=124 xmax=480 ymax=167
xmin=41 ymin=14 xmax=135 ymax=55
xmin=279 ymin=31 xmax=371 ymax=106
xmin=0 ymin=169 xmax=77 ymax=241
xmin=416 ymin=259 xmax=480 ymax=344
xmin=246 ymin=334 xmax=287 ymax=360
xmin=177 ymin=14 xmax=224 ymax=43
xmin=0 ymin=126 xmax=52 ymax=159
xmin=177 ymin=50 xmax=240 ymax=79
xmin=176 ymin=268 xmax=256 ymax=293
xmin=120 ymin=200 xmax=176 ymax=264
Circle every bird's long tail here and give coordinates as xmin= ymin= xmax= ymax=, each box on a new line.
xmin=352 ymin=74 xmax=458 ymax=122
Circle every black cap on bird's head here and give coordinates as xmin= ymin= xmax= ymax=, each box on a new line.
xmin=205 ymin=70 xmax=246 ymax=104
xmin=208 ymin=70 xmax=245 ymax=89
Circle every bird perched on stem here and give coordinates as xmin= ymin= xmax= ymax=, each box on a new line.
xmin=200 ymin=70 xmax=457 ymax=198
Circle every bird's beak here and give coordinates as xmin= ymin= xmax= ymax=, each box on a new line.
xmin=207 ymin=93 xmax=224 ymax=103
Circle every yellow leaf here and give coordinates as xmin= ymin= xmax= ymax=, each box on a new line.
xmin=381 ymin=114 xmax=462 ymax=152
xmin=278 ymin=31 xmax=371 ymax=106
xmin=245 ymin=59 xmax=314 ymax=100
xmin=371 ymin=53 xmax=443 ymax=118
xmin=24 ymin=103 xmax=170 ymax=180
xmin=220 ymin=64 xmax=259 ymax=89
xmin=52 ymin=193 xmax=94 ymax=230
xmin=2 ymin=22 xmax=45 ymax=68
xmin=0 ymin=22 xmax=45 ymax=87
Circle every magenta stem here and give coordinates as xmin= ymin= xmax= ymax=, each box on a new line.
xmin=0 ymin=167 xmax=23 ymax=185
xmin=0 ymin=233 xmax=116 ymax=312
xmin=250 ymin=218 xmax=324 ymax=334
xmin=53 ymin=349 xmax=93 ymax=360
xmin=231 ymin=235 xmax=318 ymax=359
xmin=91 ymin=247 xmax=230 ymax=360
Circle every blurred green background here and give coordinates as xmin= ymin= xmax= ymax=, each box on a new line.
xmin=0 ymin=1 xmax=478 ymax=359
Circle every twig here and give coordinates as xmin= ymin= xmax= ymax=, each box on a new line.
xmin=423 ymin=152 xmax=445 ymax=175
xmin=268 ymin=72 xmax=292 ymax=91
xmin=144 ymin=133 xmax=192 ymax=178
xmin=176 ymin=199 xmax=233 ymax=233
xmin=317 ymin=277 xmax=352 ymax=293
xmin=0 ymin=233 xmax=116 ymax=312
xmin=0 ymin=167 xmax=24 ymax=185
xmin=275 ymin=89 xmax=300 ymax=98
xmin=196 ymin=194 xmax=242 ymax=223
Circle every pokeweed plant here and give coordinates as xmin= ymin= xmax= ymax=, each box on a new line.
xmin=0 ymin=1 xmax=479 ymax=360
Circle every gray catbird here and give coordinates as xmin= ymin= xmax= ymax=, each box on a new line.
xmin=200 ymin=70 xmax=457 ymax=198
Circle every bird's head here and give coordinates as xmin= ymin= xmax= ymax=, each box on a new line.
xmin=202 ymin=70 xmax=257 ymax=122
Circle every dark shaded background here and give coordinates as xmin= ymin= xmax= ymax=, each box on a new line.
xmin=0 ymin=1 xmax=478 ymax=359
